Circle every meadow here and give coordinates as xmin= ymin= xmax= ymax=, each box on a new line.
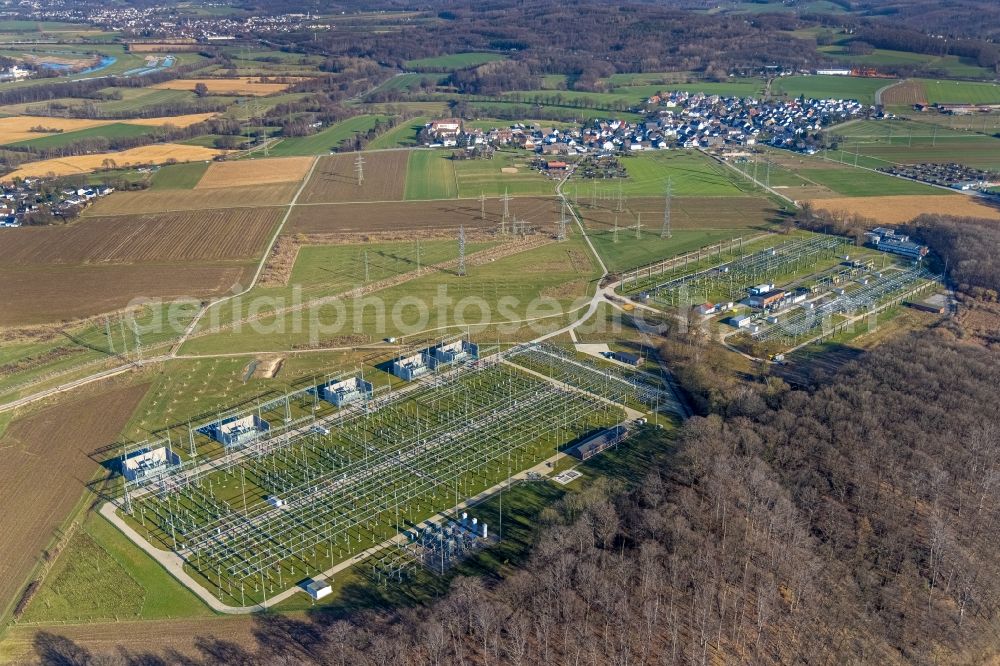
xmin=268 ymin=115 xmax=390 ymax=157
xmin=771 ymin=75 xmax=888 ymax=104
xmin=582 ymin=150 xmax=755 ymax=198
xmin=404 ymin=52 xmax=505 ymax=70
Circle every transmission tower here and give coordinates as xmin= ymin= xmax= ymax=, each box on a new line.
xmin=661 ymin=176 xmax=673 ymax=239
xmin=355 ymin=152 xmax=365 ymax=186
xmin=500 ymin=189 xmax=511 ymax=235
xmin=105 ymin=317 xmax=115 ymax=354
xmin=616 ymin=178 xmax=624 ymax=213
xmin=557 ymin=200 xmax=567 ymax=241
xmin=479 ymin=191 xmax=486 ymax=222
xmin=363 ymin=249 xmax=370 ymax=282
xmin=635 ymin=212 xmax=642 ymax=240
xmin=131 ymin=317 xmax=143 ymax=365
xmin=613 ymin=214 xmax=619 ymax=243
xmin=458 ymin=226 xmax=466 ymax=276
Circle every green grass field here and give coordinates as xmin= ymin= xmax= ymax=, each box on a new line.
xmin=370 ymin=73 xmax=449 ymax=94
xmin=919 ymin=79 xmax=1000 ymax=105
xmin=366 ymin=116 xmax=429 ymax=150
xmin=182 ymin=237 xmax=598 ymax=354
xmin=7 ymin=122 xmax=157 ymax=149
xmin=150 ymin=161 xmax=210 ymax=189
xmin=771 ymin=75 xmax=888 ymax=104
xmin=404 ymin=150 xmax=557 ymax=200
xmin=587 ymin=150 xmax=754 ymax=198
xmin=827 ymin=119 xmax=1000 ymax=170
xmin=610 ymin=80 xmax=767 ymax=99
xmin=587 ymin=228 xmax=754 ymax=273
xmin=268 ymin=115 xmax=390 ymax=156
xmin=817 ymin=47 xmax=995 ymax=79
xmin=800 ymin=165 xmax=948 ymax=196
xmin=405 ymin=52 xmax=506 ymax=70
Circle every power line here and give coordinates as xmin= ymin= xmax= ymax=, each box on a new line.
xmin=661 ymin=176 xmax=672 ymax=239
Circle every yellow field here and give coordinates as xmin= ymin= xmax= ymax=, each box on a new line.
xmin=151 ymin=78 xmax=296 ymax=96
xmin=808 ymin=195 xmax=1000 ymax=225
xmin=194 ymin=156 xmax=314 ymax=189
xmin=121 ymin=113 xmax=221 ymax=129
xmin=0 ymin=113 xmax=220 ymax=144
xmin=0 ymin=117 xmax=108 ymax=144
xmin=4 ymin=144 xmax=228 ymax=181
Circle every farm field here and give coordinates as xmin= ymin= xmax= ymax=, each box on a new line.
xmin=85 ymin=183 xmax=297 ymax=214
xmin=8 ymin=122 xmax=162 ymax=149
xmin=404 ymin=150 xmax=458 ymax=199
xmin=807 ymin=194 xmax=1000 ymax=225
xmin=151 ymin=77 xmax=297 ymax=96
xmin=0 ymin=263 xmax=246 ymax=326
xmin=366 ymin=116 xmax=430 ymax=149
xmin=404 ymin=52 xmax=505 ymax=70
xmin=404 ymin=150 xmax=557 ymax=200
xmin=575 ymin=196 xmax=780 ymax=232
xmin=181 ymin=237 xmax=598 ymax=354
xmin=369 ymin=73 xmax=449 ymax=95
xmin=762 ymin=150 xmax=948 ymax=198
xmin=827 ymin=123 xmax=1000 ymax=170
xmin=267 ymin=115 xmax=390 ymax=157
xmin=0 ymin=113 xmax=222 ymax=148
xmin=4 ymin=143 xmax=227 ymax=180
xmin=0 ymin=382 xmax=148 ymax=622
xmin=1 ymin=207 xmax=283 ymax=265
xmin=575 ymin=150 xmax=754 ymax=198
xmin=588 ymin=228 xmax=757 ymax=274
xmin=194 ymin=155 xmax=313 ymax=188
xmin=770 ymin=75 xmax=888 ymax=104
xmin=288 ymin=196 xmax=561 ymax=235
xmin=817 ymin=47 xmax=994 ymax=79
xmin=299 ymin=150 xmax=408 ymax=203
xmin=0 ymin=116 xmax=111 ymax=144
xmin=609 ymin=79 xmax=767 ymax=99
xmin=919 ymin=79 xmax=1000 ymax=105
xmin=150 ymin=161 xmax=210 ymax=189
xmin=880 ymin=79 xmax=928 ymax=106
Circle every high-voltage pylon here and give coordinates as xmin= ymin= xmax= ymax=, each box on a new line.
xmin=661 ymin=176 xmax=673 ymax=239
xmin=613 ymin=214 xmax=619 ymax=243
xmin=355 ymin=152 xmax=365 ymax=186
xmin=635 ymin=212 xmax=642 ymax=240
xmin=557 ymin=200 xmax=568 ymax=241
xmin=500 ymin=189 xmax=511 ymax=235
xmin=479 ymin=191 xmax=486 ymax=222
xmin=458 ymin=226 xmax=466 ymax=276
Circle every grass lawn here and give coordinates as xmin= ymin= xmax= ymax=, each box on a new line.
xmin=799 ymin=165 xmax=948 ymax=196
xmin=6 ymin=122 xmax=156 ymax=149
xmin=366 ymin=116 xmax=429 ymax=150
xmin=19 ymin=513 xmax=212 ymax=623
xmin=181 ymin=237 xmax=599 ymax=354
xmin=150 ymin=161 xmax=210 ymax=189
xmin=587 ymin=227 xmax=754 ymax=273
xmin=771 ymin=75 xmax=889 ymax=104
xmin=405 ymin=52 xmax=505 ymax=70
xmin=268 ymin=115 xmax=389 ymax=157
xmin=588 ymin=150 xmax=753 ymax=198
xmin=919 ymin=79 xmax=1000 ymax=105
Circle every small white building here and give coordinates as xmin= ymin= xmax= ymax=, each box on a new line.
xmin=302 ymin=578 xmax=332 ymax=601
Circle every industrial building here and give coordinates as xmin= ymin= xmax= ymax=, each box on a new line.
xmin=120 ymin=446 xmax=180 ymax=482
xmin=611 ymin=351 xmax=644 ymax=367
xmin=198 ymin=413 xmax=270 ymax=447
xmin=568 ymin=424 xmax=631 ymax=460
xmin=865 ymin=227 xmax=928 ymax=260
xmin=319 ymin=376 xmax=373 ymax=407
xmin=748 ymin=288 xmax=787 ymax=310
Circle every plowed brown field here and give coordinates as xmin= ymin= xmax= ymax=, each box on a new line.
xmin=289 ymin=196 xmax=561 ymax=234
xmin=85 ymin=183 xmax=298 ymax=215
xmin=0 ymin=264 xmax=248 ymax=326
xmin=808 ymin=194 xmax=1000 ymax=225
xmin=299 ymin=151 xmax=408 ymax=204
xmin=0 ymin=383 xmax=148 ymax=620
xmin=0 ymin=208 xmax=283 ymax=265
xmin=881 ymin=80 xmax=928 ymax=107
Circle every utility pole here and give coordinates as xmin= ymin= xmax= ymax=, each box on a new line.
xmin=660 ymin=176 xmax=672 ymax=239
xmin=557 ymin=200 xmax=567 ymax=241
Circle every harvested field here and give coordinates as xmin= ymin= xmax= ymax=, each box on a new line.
xmin=85 ymin=183 xmax=298 ymax=215
xmin=300 ymin=151 xmax=408 ymax=204
xmin=0 ymin=114 xmax=220 ymax=145
xmin=4 ymin=144 xmax=227 ymax=181
xmin=808 ymin=194 xmax=1000 ymax=225
xmin=0 ymin=116 xmax=107 ymax=144
xmin=151 ymin=78 xmax=296 ymax=95
xmin=576 ymin=196 xmax=779 ymax=232
xmin=289 ymin=196 xmax=561 ymax=234
xmin=195 ymin=156 xmax=313 ymax=189
xmin=0 ymin=207 xmax=283 ymax=266
xmin=0 ymin=383 xmax=148 ymax=620
xmin=0 ymin=264 xmax=247 ymax=326
xmin=881 ymin=79 xmax=928 ymax=106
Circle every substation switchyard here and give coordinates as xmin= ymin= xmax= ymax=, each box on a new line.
xmin=111 ymin=339 xmax=676 ymax=608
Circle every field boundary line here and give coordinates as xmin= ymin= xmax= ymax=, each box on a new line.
xmin=169 ymin=156 xmax=320 ymax=357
